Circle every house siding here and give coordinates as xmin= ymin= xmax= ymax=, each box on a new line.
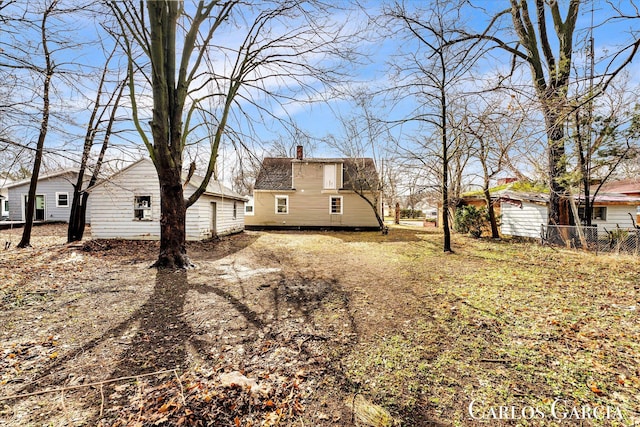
xmin=592 ymin=205 xmax=638 ymax=230
xmin=500 ymin=201 xmax=547 ymax=239
xmin=7 ymin=173 xmax=85 ymax=222
xmin=89 ymin=159 xmax=245 ymax=240
xmin=248 ymin=162 xmax=379 ymax=228
xmin=500 ymin=200 xmax=638 ymax=239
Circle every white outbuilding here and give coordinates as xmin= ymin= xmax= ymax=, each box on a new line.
xmin=88 ymin=158 xmax=247 ymax=240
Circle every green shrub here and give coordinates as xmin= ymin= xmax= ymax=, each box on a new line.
xmin=454 ymin=205 xmax=487 ymax=238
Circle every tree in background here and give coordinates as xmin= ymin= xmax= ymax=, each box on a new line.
xmin=459 ymin=0 xmax=640 ymax=226
xmin=10 ymin=0 xmax=58 ymax=248
xmin=384 ymin=0 xmax=485 ymax=252
xmin=464 ymin=95 xmax=523 ymax=238
xmin=67 ymin=43 xmax=126 ymax=242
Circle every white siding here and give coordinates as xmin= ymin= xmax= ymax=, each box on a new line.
xmin=90 ymin=159 xmax=245 ymax=241
xmin=89 ymin=160 xmax=161 ymax=240
xmin=592 ymin=205 xmax=638 ymax=230
xmin=500 ymin=201 xmax=547 ymax=239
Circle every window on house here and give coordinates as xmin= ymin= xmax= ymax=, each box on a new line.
xmin=592 ymin=206 xmax=607 ymax=221
xmin=56 ymin=192 xmax=69 ymax=207
xmin=330 ymin=196 xmax=342 ymax=214
xmin=324 ymin=164 xmax=336 ymax=189
xmin=579 ymin=206 xmax=607 ymax=221
xmin=275 ymin=195 xmax=288 ymax=214
xmin=245 ymin=205 xmax=254 ymax=213
xmin=3 ymin=200 xmax=9 ymax=213
xmin=233 ymin=202 xmax=237 ymax=219
xmin=134 ymin=195 xmax=152 ymax=220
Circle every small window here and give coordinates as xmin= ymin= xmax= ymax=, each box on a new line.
xmin=245 ymin=205 xmax=254 ymax=213
xmin=579 ymin=206 xmax=607 ymax=221
xmin=134 ymin=195 xmax=152 ymax=220
xmin=233 ymin=201 xmax=237 ymax=219
xmin=275 ymin=195 xmax=288 ymax=214
xmin=592 ymin=206 xmax=606 ymax=221
xmin=56 ymin=192 xmax=69 ymax=207
xmin=330 ymin=196 xmax=342 ymax=214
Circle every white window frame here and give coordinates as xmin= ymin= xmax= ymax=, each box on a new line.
xmin=275 ymin=195 xmax=289 ymax=214
xmin=134 ymin=195 xmax=152 ymax=221
xmin=56 ymin=192 xmax=69 ymax=208
xmin=330 ymin=195 xmax=343 ymax=214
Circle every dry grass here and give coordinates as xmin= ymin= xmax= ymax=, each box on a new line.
xmin=0 ymin=223 xmax=639 ymax=426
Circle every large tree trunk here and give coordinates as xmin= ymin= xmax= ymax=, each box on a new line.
xmin=67 ymin=191 xmax=88 ymax=242
xmin=153 ymin=167 xmax=192 ymax=269
xmin=545 ymin=110 xmax=568 ymax=225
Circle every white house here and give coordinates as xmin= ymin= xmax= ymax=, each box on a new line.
xmin=497 ymin=191 xmax=640 ymax=239
xmin=88 ymin=158 xmax=247 ymax=240
xmin=5 ymin=170 xmax=80 ymax=222
xmin=0 ymin=175 xmax=13 ymax=218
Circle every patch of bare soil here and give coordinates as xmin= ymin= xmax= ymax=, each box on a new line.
xmin=0 ymin=224 xmax=436 ymax=426
xmin=6 ymin=224 xmax=638 ymax=426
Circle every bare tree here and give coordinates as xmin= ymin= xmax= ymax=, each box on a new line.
xmin=569 ymin=84 xmax=640 ymax=225
xmin=1 ymin=0 xmax=103 ymax=246
xmin=457 ymin=1 xmax=640 ymax=226
xmin=110 ymin=1 xmax=353 ymax=268
xmin=67 ymin=43 xmax=126 ymax=242
xmin=10 ymin=0 xmax=58 ymax=248
xmin=327 ymin=91 xmax=388 ymax=231
xmin=384 ymin=0 xmax=485 ymax=252
xmin=464 ymin=95 xmax=524 ymax=238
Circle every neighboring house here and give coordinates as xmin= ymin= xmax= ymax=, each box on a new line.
xmin=246 ymin=146 xmax=382 ymax=230
xmin=5 ymin=170 xmax=79 ymax=222
xmin=0 ymin=176 xmax=13 ymax=218
xmin=88 ymin=158 xmax=247 ymax=241
xmin=462 ymin=189 xmax=640 ymax=239
xmin=600 ymin=178 xmax=640 ymax=224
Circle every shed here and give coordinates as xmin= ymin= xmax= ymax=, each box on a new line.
xmin=88 ymin=158 xmax=247 ymax=240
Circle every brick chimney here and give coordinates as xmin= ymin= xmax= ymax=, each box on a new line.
xmin=296 ymin=145 xmax=303 ymax=160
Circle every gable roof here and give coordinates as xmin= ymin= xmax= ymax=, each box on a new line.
xmin=6 ymin=169 xmax=78 ymax=189
xmin=88 ymin=158 xmax=247 ymax=201
xmin=188 ymin=174 xmax=247 ymax=201
xmin=254 ymin=158 xmax=294 ymax=190
xmin=254 ymin=156 xmax=379 ymax=191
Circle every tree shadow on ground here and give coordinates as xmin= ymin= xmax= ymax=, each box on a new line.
xmin=10 ymin=230 xmax=445 ymax=426
xmin=13 ymin=233 xmax=259 ymax=396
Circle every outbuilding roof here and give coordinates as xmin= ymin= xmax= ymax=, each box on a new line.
xmin=87 ymin=158 xmax=247 ymax=201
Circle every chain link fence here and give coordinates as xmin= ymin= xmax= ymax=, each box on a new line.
xmin=541 ymin=225 xmax=640 ymax=255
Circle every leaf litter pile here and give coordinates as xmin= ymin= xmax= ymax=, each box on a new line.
xmin=1 ymin=223 xmax=640 ymax=426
